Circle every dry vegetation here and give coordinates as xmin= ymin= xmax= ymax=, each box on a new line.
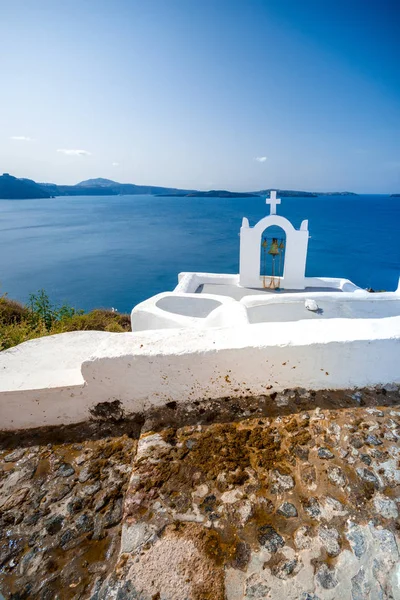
xmin=0 ymin=290 xmax=131 ymax=351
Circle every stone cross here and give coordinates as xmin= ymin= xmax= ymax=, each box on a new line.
xmin=266 ymin=190 xmax=281 ymax=215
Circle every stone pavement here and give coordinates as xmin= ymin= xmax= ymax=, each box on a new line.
xmin=0 ymin=386 xmax=399 ymax=599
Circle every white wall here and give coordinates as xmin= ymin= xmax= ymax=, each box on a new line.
xmin=82 ymin=317 xmax=400 ymax=411
xmin=175 ymin=272 xmax=240 ymax=294
xmin=1 ymin=316 xmax=399 ymax=431
xmin=131 ymin=291 xmax=247 ymax=331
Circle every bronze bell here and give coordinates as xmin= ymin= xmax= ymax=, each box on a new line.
xmin=262 ymin=238 xmax=268 ymax=249
xmin=279 ymin=240 xmax=285 ymax=250
xmin=268 ymin=238 xmax=279 ymax=256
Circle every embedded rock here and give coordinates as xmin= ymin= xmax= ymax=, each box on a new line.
xmin=57 ymin=462 xmax=75 ymax=477
xmin=258 ymin=525 xmax=285 ymax=552
xmin=317 ymin=447 xmax=334 ymax=459
xmin=373 ymin=493 xmax=398 ymax=519
xmin=315 ymin=564 xmax=338 ymax=589
xmin=318 ymin=526 xmax=341 ymax=556
xmin=356 ymin=467 xmax=380 ymax=489
xmin=277 ymin=502 xmax=298 ymax=518
xmin=327 ymin=466 xmax=346 ymax=487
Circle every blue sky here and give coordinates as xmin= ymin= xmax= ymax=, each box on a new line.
xmin=1 ymin=0 xmax=399 ymax=192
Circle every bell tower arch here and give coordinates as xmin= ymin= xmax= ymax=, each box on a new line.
xmin=239 ymin=192 xmax=309 ymax=289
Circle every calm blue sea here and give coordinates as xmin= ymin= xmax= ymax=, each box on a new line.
xmin=0 ymin=194 xmax=399 ymax=313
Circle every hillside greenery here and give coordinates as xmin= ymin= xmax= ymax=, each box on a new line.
xmin=0 ymin=290 xmax=130 ymax=351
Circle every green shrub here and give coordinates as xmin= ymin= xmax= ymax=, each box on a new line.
xmin=0 ymin=290 xmax=131 ymax=351
xmin=0 ymin=295 xmax=30 ymax=324
xmin=28 ymin=289 xmax=81 ymax=330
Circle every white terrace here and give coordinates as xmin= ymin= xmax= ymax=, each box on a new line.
xmin=1 ymin=192 xmax=399 ymax=431
xmin=131 ymin=191 xmax=400 ymax=331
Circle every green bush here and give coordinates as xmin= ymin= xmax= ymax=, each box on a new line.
xmin=0 ymin=295 xmax=29 ymax=323
xmin=0 ymin=290 xmax=131 ymax=351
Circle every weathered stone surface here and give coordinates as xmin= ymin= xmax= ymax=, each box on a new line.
xmin=44 ymin=514 xmax=64 ymax=535
xmin=76 ymin=512 xmax=94 ymax=534
xmin=346 ymin=524 xmax=367 ymax=558
xmin=57 ymin=462 xmax=75 ymax=477
xmin=365 ymin=434 xmax=383 ymax=446
xmin=301 ymin=464 xmax=317 ymax=489
xmin=315 ymin=564 xmax=338 ymax=589
xmin=317 ymin=447 xmax=334 ymax=459
xmin=3 ymin=448 xmax=26 ymax=462
xmin=356 ymin=467 xmax=380 ymax=488
xmin=0 ymin=432 xmax=137 ymax=598
xmin=277 ymin=501 xmax=298 ymax=518
xmin=351 ymin=567 xmax=369 ymax=600
xmin=318 ymin=526 xmax=341 ymax=556
xmin=350 ymin=435 xmax=364 ymax=449
xmin=303 ymin=497 xmax=321 ymax=519
xmin=322 ymin=496 xmax=345 ymax=518
xmin=81 ymin=481 xmax=101 ymax=497
xmin=272 ymin=557 xmax=298 ymax=579
xmin=258 ymin=525 xmax=285 ymax=552
xmin=245 ymin=574 xmax=271 ymax=599
xmin=78 ymin=464 xmax=92 ymax=483
xmin=294 ymin=525 xmax=314 ymax=549
xmin=360 ymin=453 xmax=372 ymax=465
xmin=270 ymin=470 xmax=295 ymax=493
xmin=373 ymin=493 xmax=399 ymax=519
xmin=383 ymin=383 xmax=399 ymax=392
xmin=1 ymin=389 xmax=399 ymax=599
xmin=0 ymin=487 xmax=29 ymax=510
xmin=122 ymin=523 xmax=225 ymax=600
xmin=371 ymin=526 xmax=399 ymax=558
xmin=327 ymin=466 xmax=346 ymax=487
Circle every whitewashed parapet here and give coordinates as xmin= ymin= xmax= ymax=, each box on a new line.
xmin=1 ymin=316 xmax=399 ymax=431
xmin=176 ymin=272 xmax=240 ymax=293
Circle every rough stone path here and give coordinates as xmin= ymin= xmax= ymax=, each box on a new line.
xmin=0 ymin=386 xmax=399 ymax=599
xmin=0 ymin=422 xmax=140 ymax=599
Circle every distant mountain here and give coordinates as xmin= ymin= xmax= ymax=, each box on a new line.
xmin=254 ymin=189 xmax=357 ymax=197
xmin=390 ymin=193 xmax=400 ymax=197
xmin=0 ymin=173 xmax=51 ymax=199
xmin=74 ymin=178 xmax=195 ymax=196
xmin=76 ymin=178 xmax=119 ymax=187
xmin=159 ymin=190 xmax=259 ymax=198
xmin=0 ymin=173 xmax=359 ymax=200
xmin=318 ymin=191 xmax=358 ymax=196
xmin=42 ymin=183 xmax=120 ymax=196
xmin=255 ymin=189 xmax=318 ymax=197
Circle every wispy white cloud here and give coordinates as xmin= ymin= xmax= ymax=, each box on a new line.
xmin=112 ymin=162 xmax=119 ymax=166
xmin=255 ymin=156 xmax=267 ymax=163
xmin=10 ymin=135 xmax=33 ymax=141
xmin=57 ymin=148 xmax=91 ymax=157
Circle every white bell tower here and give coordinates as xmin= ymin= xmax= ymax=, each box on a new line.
xmin=239 ymin=191 xmax=309 ymax=289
